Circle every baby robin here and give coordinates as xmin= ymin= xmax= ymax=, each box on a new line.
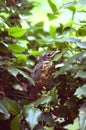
xmin=31 ymin=51 xmax=60 ymax=90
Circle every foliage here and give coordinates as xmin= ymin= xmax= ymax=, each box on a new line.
xmin=0 ymin=0 xmax=86 ymax=130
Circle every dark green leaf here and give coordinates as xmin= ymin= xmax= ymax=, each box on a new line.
xmin=0 ymin=100 xmax=10 ymax=119
xmin=55 ymin=42 xmax=68 ymax=49
xmin=34 ymin=96 xmax=52 ymax=106
xmin=34 ymin=124 xmax=45 ymax=130
xmin=75 ymin=70 xmax=86 ymax=78
xmin=3 ymin=97 xmax=20 ymax=115
xmin=7 ymin=66 xmax=34 ymax=85
xmin=19 ymin=70 xmax=35 ymax=85
xmin=50 ymin=87 xmax=57 ymax=104
xmin=8 ymin=27 xmax=26 ymax=37
xmin=42 ymin=113 xmax=54 ymax=126
xmin=77 ymin=26 xmax=86 ymax=36
xmin=0 ymin=0 xmax=4 ymax=4
xmin=65 ymin=97 xmax=77 ymax=107
xmin=7 ymin=67 xmax=19 ymax=77
xmin=75 ymin=84 xmax=86 ymax=96
xmin=11 ymin=115 xmax=21 ymax=130
xmin=48 ymin=0 xmax=57 ymax=14
xmin=0 ymin=42 xmax=9 ymax=53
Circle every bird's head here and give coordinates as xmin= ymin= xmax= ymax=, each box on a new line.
xmin=38 ymin=51 xmax=60 ymax=63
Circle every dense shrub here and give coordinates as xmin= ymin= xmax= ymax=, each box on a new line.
xmin=0 ymin=0 xmax=86 ymax=130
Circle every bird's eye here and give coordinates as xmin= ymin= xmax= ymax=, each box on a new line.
xmin=46 ymin=53 xmax=52 ymax=57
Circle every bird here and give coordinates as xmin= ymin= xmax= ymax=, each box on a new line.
xmin=1 ymin=51 xmax=60 ymax=101
xmin=31 ymin=51 xmax=60 ymax=90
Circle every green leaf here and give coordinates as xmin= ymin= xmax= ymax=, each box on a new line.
xmin=79 ymin=0 xmax=86 ymax=5
xmin=0 ymin=0 xmax=4 ymax=4
xmin=8 ymin=44 xmax=26 ymax=53
xmin=19 ymin=70 xmax=35 ymax=85
xmin=42 ymin=113 xmax=54 ymax=126
xmin=47 ymin=13 xmax=57 ymax=20
xmin=15 ymin=54 xmax=28 ymax=62
xmin=63 ymin=20 xmax=74 ymax=29
xmin=79 ymin=102 xmax=86 ymax=130
xmin=54 ymin=53 xmax=82 ymax=77
xmin=0 ymin=100 xmax=10 ymax=119
xmin=66 ymin=118 xmax=79 ymax=130
xmin=7 ymin=67 xmax=19 ymax=77
xmin=68 ymin=6 xmax=76 ymax=12
xmin=8 ymin=27 xmax=26 ymax=37
xmin=55 ymin=40 xmax=68 ymax=49
xmin=3 ymin=97 xmax=20 ymax=115
xmin=34 ymin=96 xmax=52 ymax=106
xmin=50 ymin=87 xmax=57 ymax=104
xmin=75 ymin=84 xmax=86 ymax=96
xmin=52 ymin=52 xmax=63 ymax=62
xmin=11 ymin=115 xmax=21 ymax=130
xmin=75 ymin=70 xmax=86 ymax=78
xmin=49 ymin=25 xmax=56 ymax=38
xmin=7 ymin=66 xmax=34 ymax=85
xmin=76 ymin=42 xmax=86 ymax=49
xmin=60 ymin=2 xmax=77 ymax=9
xmin=48 ymin=0 xmax=57 ymax=14
xmin=0 ymin=42 xmax=9 ymax=54
xmin=29 ymin=50 xmax=41 ymax=56
xmin=24 ymin=107 xmax=42 ymax=130
xmin=77 ymin=26 xmax=86 ymax=36
xmin=65 ymin=97 xmax=77 ymax=107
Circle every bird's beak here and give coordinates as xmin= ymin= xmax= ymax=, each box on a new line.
xmin=51 ymin=50 xmax=60 ymax=58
